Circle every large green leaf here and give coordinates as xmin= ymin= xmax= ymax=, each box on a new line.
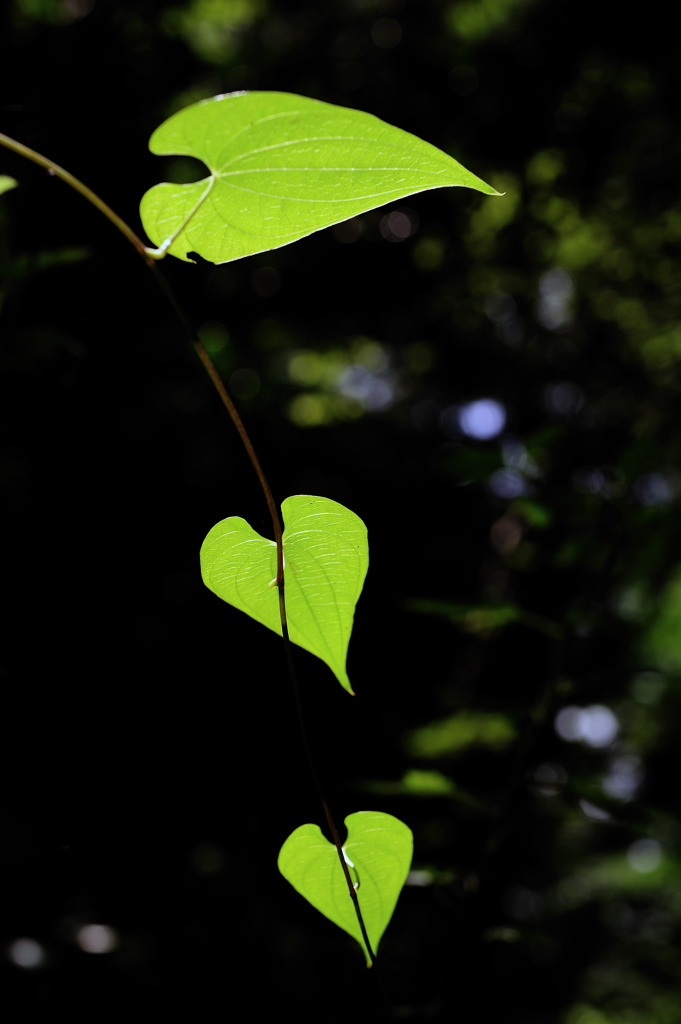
xmin=278 ymin=811 xmax=413 ymax=965
xmin=200 ymin=495 xmax=368 ymax=694
xmin=140 ymin=90 xmax=501 ymax=264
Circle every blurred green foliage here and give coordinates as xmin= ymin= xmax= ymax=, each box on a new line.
xmin=1 ymin=0 xmax=680 ymax=1021
xmin=406 ymin=710 xmax=517 ymax=758
xmin=161 ymin=0 xmax=264 ymax=64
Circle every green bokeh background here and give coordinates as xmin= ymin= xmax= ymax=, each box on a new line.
xmin=1 ymin=1 xmax=680 ymax=1021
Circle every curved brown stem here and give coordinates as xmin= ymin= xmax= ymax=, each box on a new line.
xmin=322 ymin=801 xmax=377 ymax=967
xmin=0 ymin=131 xmax=153 ymax=261
xmin=0 ymin=128 xmax=375 ymax=970
xmin=0 ymin=129 xmax=285 ymax=585
xmin=144 ymin=261 xmax=285 ymax=585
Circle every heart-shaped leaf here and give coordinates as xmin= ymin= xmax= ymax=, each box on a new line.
xmin=200 ymin=495 xmax=368 ymax=694
xmin=278 ymin=811 xmax=413 ymax=965
xmin=140 ymin=90 xmax=501 ymax=264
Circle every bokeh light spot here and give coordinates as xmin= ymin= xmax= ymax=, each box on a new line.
xmin=8 ymin=938 xmax=45 ymax=969
xmin=379 ymin=208 xmax=418 ymax=242
xmin=370 ymin=16 xmax=402 ymax=48
xmin=555 ymin=705 xmax=619 ymax=748
xmin=537 ymin=267 xmax=574 ymax=330
xmin=77 ymin=924 xmax=119 ymax=954
xmin=458 ymin=398 xmax=507 ymax=440
xmin=627 ymin=838 xmax=662 ymax=874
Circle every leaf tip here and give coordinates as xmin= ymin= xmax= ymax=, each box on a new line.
xmin=0 ymin=175 xmax=19 ymax=197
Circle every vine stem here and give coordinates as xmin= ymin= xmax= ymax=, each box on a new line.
xmin=281 ymin=609 xmax=377 ymax=967
xmin=144 ymin=261 xmax=284 ymax=585
xmin=0 ymin=129 xmax=283 ymax=589
xmin=0 ymin=129 xmax=377 ymax=967
xmin=322 ymin=800 xmax=378 ymax=967
xmin=0 ymin=132 xmax=154 ymax=262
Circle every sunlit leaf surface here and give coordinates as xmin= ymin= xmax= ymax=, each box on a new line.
xmin=200 ymin=495 xmax=368 ymax=693
xmin=278 ymin=811 xmax=413 ymax=965
xmin=140 ymin=90 xmax=501 ymax=263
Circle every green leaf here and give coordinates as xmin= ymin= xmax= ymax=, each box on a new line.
xmin=140 ymin=90 xmax=501 ymax=264
xmin=200 ymin=495 xmax=368 ymax=694
xmin=0 ymin=175 xmax=18 ymax=197
xmin=406 ymin=711 xmax=517 ymax=759
xmin=277 ymin=811 xmax=413 ymax=965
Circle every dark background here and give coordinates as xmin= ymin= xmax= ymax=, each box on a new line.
xmin=2 ymin=1 xmax=681 ymax=1020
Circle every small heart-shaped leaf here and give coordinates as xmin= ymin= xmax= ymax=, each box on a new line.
xmin=278 ymin=811 xmax=413 ymax=965
xmin=140 ymin=90 xmax=501 ymax=264
xmin=200 ymin=495 xmax=368 ymax=694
